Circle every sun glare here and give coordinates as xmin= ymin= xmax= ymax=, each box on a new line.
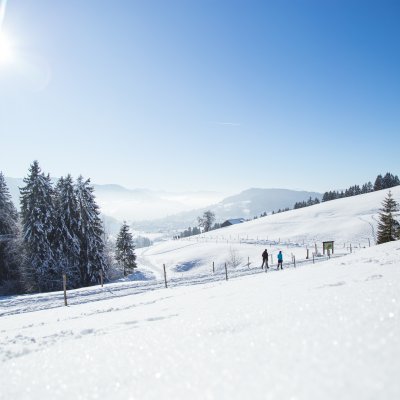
xmin=0 ymin=32 xmax=14 ymax=65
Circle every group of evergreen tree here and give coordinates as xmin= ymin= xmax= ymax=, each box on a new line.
xmin=294 ymin=197 xmax=321 ymax=209
xmin=272 ymin=207 xmax=290 ymax=214
xmin=322 ymin=172 xmax=399 ymax=203
xmin=0 ymin=161 xmax=109 ymax=293
xmin=373 ymin=173 xmax=400 ymax=191
xmin=255 ymin=208 xmax=290 ymax=218
xmin=322 ymin=184 xmax=373 ymax=202
xmin=179 ymin=226 xmax=201 ymax=238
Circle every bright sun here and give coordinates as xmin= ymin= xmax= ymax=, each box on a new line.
xmin=0 ymin=32 xmax=14 ymax=65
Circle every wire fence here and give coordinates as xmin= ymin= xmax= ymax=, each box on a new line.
xmin=0 ymin=251 xmax=343 ymax=317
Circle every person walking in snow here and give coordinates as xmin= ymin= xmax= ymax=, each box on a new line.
xmin=261 ymin=249 xmax=269 ymax=269
xmin=277 ymin=250 xmax=283 ymax=270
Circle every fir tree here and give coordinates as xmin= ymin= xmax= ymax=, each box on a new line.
xmin=54 ymin=175 xmax=81 ymax=287
xmin=115 ymin=222 xmax=137 ymax=276
xmin=75 ymin=176 xmax=108 ymax=286
xmin=20 ymin=161 xmax=57 ymax=292
xmin=0 ymin=172 xmax=19 ymax=284
xmin=376 ymin=191 xmax=400 ymax=244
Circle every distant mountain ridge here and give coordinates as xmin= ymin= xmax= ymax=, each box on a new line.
xmin=135 ymin=188 xmax=322 ymax=232
xmin=4 ymin=176 xmax=225 ymax=221
xmin=4 ymin=177 xmax=321 ymax=233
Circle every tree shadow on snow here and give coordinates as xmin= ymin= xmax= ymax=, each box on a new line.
xmin=173 ymin=260 xmax=201 ymax=272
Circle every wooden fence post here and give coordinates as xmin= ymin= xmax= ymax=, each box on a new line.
xmin=306 ymin=248 xmax=309 ymax=259
xmin=63 ymin=274 xmax=67 ymax=306
xmin=368 ymin=238 xmax=371 ymax=247
xmin=212 ymin=261 xmax=215 ymax=273
xmin=350 ymin=244 xmax=352 ymax=253
xmin=163 ymin=264 xmax=168 ymax=288
xmin=312 ymin=253 xmax=315 ymax=264
xmin=224 ymin=262 xmax=228 ymax=281
xmin=247 ymin=257 xmax=250 ymax=269
xmin=100 ymin=269 xmax=103 ymax=287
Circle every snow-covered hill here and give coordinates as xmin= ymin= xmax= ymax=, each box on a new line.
xmin=0 ymin=187 xmax=399 ymax=399
xmin=136 ymin=186 xmax=400 ymax=279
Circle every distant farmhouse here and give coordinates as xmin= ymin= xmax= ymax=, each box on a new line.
xmin=221 ymin=218 xmax=246 ymax=228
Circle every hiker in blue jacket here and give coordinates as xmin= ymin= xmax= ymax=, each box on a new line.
xmin=277 ymin=250 xmax=283 ymax=270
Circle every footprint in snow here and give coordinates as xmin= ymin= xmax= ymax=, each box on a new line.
xmin=365 ymin=274 xmax=383 ymax=281
xmin=80 ymin=328 xmax=95 ymax=336
xmin=316 ymin=281 xmax=346 ymax=289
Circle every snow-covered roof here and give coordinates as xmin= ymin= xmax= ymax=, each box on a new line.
xmin=223 ymin=218 xmax=245 ymax=225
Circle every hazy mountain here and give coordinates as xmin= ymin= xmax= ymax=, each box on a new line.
xmin=4 ymin=176 xmax=225 ymax=222
xmin=4 ymin=177 xmax=321 ymax=234
xmin=92 ymin=184 xmax=224 ymax=221
xmin=134 ymin=188 xmax=322 ymax=232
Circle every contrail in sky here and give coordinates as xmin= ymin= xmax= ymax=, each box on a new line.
xmin=0 ymin=0 xmax=8 ymax=33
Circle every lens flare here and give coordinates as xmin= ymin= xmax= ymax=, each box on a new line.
xmin=0 ymin=32 xmax=14 ymax=64
xmin=0 ymin=0 xmax=7 ymax=32
xmin=0 ymin=0 xmax=13 ymax=65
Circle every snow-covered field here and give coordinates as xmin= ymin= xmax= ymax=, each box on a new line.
xmin=136 ymin=186 xmax=400 ymax=280
xmin=1 ymin=187 xmax=399 ymax=399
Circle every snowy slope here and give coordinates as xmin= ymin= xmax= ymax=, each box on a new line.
xmin=136 ymin=187 xmax=400 ymax=279
xmin=0 ymin=242 xmax=399 ymax=399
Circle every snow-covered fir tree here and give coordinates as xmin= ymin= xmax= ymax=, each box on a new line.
xmin=0 ymin=172 xmax=19 ymax=285
xmin=19 ymin=161 xmax=57 ymax=292
xmin=54 ymin=175 xmax=81 ymax=287
xmin=115 ymin=221 xmax=137 ymax=276
xmin=75 ymin=176 xmax=108 ymax=286
xmin=376 ymin=191 xmax=400 ymax=244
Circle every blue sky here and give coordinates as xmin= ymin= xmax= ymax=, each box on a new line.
xmin=0 ymin=0 xmax=399 ymax=194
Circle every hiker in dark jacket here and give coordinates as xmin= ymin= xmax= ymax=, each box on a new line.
xmin=262 ymin=249 xmax=269 ymax=269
